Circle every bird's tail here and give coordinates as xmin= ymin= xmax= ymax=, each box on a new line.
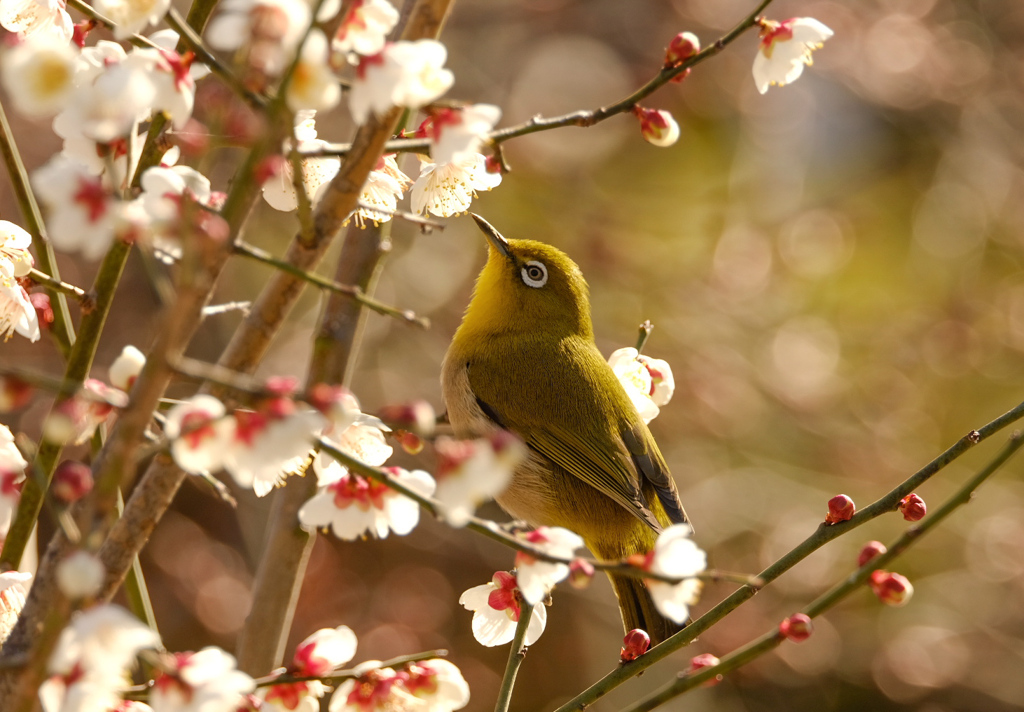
xmin=608 ymin=572 xmax=684 ymax=645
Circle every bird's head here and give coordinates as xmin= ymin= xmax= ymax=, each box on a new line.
xmin=458 ymin=214 xmax=593 ymax=340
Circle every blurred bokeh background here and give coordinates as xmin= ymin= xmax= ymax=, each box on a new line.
xmin=5 ymin=0 xmax=1024 ymax=710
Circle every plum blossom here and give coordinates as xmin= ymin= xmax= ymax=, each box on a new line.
xmin=347 ymin=39 xmax=453 ymax=124
xmin=328 ymin=659 xmax=469 ymax=712
xmin=1 ymin=424 xmax=28 ymax=537
xmin=33 ymin=155 xmax=122 ymax=260
xmin=0 ymin=570 xmax=31 ymax=633
xmin=150 ymin=647 xmax=254 ymax=712
xmin=260 ymin=626 xmax=357 ymax=712
xmin=752 ymin=17 xmax=833 ymax=94
xmin=124 ymin=44 xmax=201 ymax=130
xmin=607 ymin=347 xmax=674 ymax=424
xmin=0 ymin=283 xmax=40 ymax=342
xmin=401 ymin=659 xmax=470 ymax=712
xmin=333 ymin=0 xmax=398 ymax=58
xmin=633 ymin=107 xmax=679 ymax=148
xmin=459 ymin=571 xmax=547 ymax=647
xmin=870 ymin=570 xmax=913 ymax=607
xmin=224 ymin=402 xmax=326 ymax=496
xmin=93 ymin=0 xmax=172 ymax=39
xmin=0 ymin=221 xmax=34 ymax=283
xmin=109 ymin=345 xmax=146 ymax=392
xmin=0 ymin=0 xmax=72 ymax=42
xmin=432 ymin=432 xmax=526 ymax=527
xmin=205 ymin=0 xmax=311 ymax=79
xmin=42 ymin=379 xmax=128 ymax=445
xmin=352 ymin=154 xmax=411 ymax=226
xmin=410 ymin=153 xmax=502 ymax=218
xmin=164 ymin=395 xmax=237 ymax=476
xmin=310 ymin=387 xmax=393 ymax=485
xmin=286 ymin=29 xmax=340 ymax=112
xmin=299 ymin=466 xmax=434 ymax=539
xmin=262 ymin=111 xmax=341 ymax=212
xmin=514 ymin=526 xmax=585 ymax=605
xmin=56 ymin=549 xmax=106 ymax=600
xmin=139 ymin=162 xmax=218 ymax=257
xmin=637 ymin=524 xmax=706 ymax=624
xmin=422 ymin=105 xmax=500 ymax=166
xmin=1 ymin=33 xmax=78 ymax=118
xmin=61 ymin=56 xmax=157 ymax=143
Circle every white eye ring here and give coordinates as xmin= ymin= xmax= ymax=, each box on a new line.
xmin=520 ymin=261 xmax=548 ymax=288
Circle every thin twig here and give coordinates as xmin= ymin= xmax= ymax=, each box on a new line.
xmin=27 ymin=269 xmax=88 ymax=301
xmin=494 ymin=600 xmax=534 ymax=712
xmin=249 ymin=649 xmax=450 ymax=687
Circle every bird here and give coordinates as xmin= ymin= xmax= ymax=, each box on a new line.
xmin=441 ymin=213 xmax=690 ymax=644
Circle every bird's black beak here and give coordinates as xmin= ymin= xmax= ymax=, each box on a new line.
xmin=470 ymin=213 xmax=512 ymax=259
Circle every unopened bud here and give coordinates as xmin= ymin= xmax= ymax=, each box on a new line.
xmin=778 ymin=613 xmax=813 ymax=642
xmin=378 ymin=400 xmax=435 ymax=436
xmin=109 ymin=345 xmax=146 ymax=392
xmin=620 ymin=628 xmax=651 ymax=662
xmin=71 ymin=19 xmax=97 ymax=48
xmin=687 ymin=653 xmax=722 ymax=686
xmin=857 ymin=540 xmax=887 ymax=567
xmin=633 ymin=106 xmax=680 ymax=148
xmin=52 ymin=461 xmax=94 ymax=504
xmin=568 ymin=558 xmax=595 ymax=589
xmin=0 ymin=376 xmax=33 ymax=412
xmin=825 ymin=494 xmax=855 ymax=524
xmin=664 ymin=31 xmax=700 ymax=66
xmin=899 ymin=493 xmax=926 ymax=522
xmin=175 ymin=118 xmax=211 ymax=157
xmin=255 ymin=155 xmax=288 ymax=185
xmin=485 ymin=155 xmax=503 ymax=174
xmin=29 ymin=293 xmax=53 ymax=328
xmin=870 ymin=570 xmax=913 ymax=606
xmin=396 ymin=430 xmax=425 ymax=455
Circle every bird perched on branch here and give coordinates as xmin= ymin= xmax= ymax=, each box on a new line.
xmin=441 ymin=214 xmax=690 ymax=644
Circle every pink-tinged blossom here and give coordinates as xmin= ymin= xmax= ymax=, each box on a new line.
xmin=0 ymin=33 xmax=78 ymax=118
xmin=459 ymin=571 xmax=547 ymax=647
xmin=48 ymin=604 xmax=162 ymax=685
xmin=164 ymin=394 xmax=237 ymax=476
xmin=299 ymin=466 xmax=434 ymax=539
xmin=124 ymin=46 xmax=199 ymax=130
xmin=0 ymin=570 xmax=31 ymax=634
xmin=825 ymin=494 xmax=855 ymax=524
xmin=0 ymin=221 xmax=33 ymax=283
xmin=351 ymin=154 xmax=411 ymax=226
xmin=752 ymin=17 xmax=833 ymax=94
xmin=607 ymin=347 xmax=674 ymax=424
xmin=52 ymin=460 xmax=93 ymax=504
xmin=664 ymin=31 xmax=700 ymax=67
xmin=347 ymin=39 xmax=453 ymax=124
xmin=633 ymin=107 xmax=679 ymax=148
xmin=205 ymin=0 xmax=310 ymax=78
xmin=312 ymin=389 xmax=393 ymax=485
xmin=0 ymin=376 xmax=33 ymax=412
xmin=422 ymin=104 xmax=500 ymax=167
xmin=109 ymin=345 xmax=146 ymax=392
xmin=293 ymin=625 xmax=358 ymax=676
xmin=262 ymin=111 xmax=341 ymax=212
xmin=0 ymin=283 xmax=40 ymax=342
xmin=634 ymin=524 xmax=706 ymax=625
xmin=410 ymin=153 xmax=501 ymax=218
xmin=329 ymin=666 xmax=411 ymax=712
xmin=333 ymin=0 xmax=398 ymax=58
xmin=0 ymin=0 xmax=72 ymax=42
xmin=869 ymin=570 xmax=913 ymax=607
xmin=150 ymin=647 xmax=255 ymax=712
xmin=225 ymin=407 xmax=326 ymax=496
xmin=139 ymin=162 xmax=216 ymax=257
xmin=93 ymin=0 xmax=171 ymax=39
xmin=402 ymin=659 xmax=470 ymax=712
xmin=286 ymin=29 xmax=340 ymax=112
xmin=432 ymin=432 xmax=526 ymax=527
xmin=42 ymin=380 xmax=128 ymax=445
xmin=33 ymin=155 xmax=120 ymax=260
xmin=514 ymin=526 xmax=584 ymax=605
xmin=0 ymin=424 xmax=27 ymax=538
xmin=56 ymin=549 xmax=105 ymax=600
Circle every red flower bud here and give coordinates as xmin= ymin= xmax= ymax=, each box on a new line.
xmin=899 ymin=493 xmax=926 ymax=522
xmin=52 ymin=461 xmax=94 ymax=504
xmin=664 ymin=31 xmax=700 ymax=66
xmin=857 ymin=540 xmax=887 ymax=567
xmin=778 ymin=613 xmax=813 ymax=642
xmin=0 ymin=376 xmax=33 ymax=412
xmin=396 ymin=430 xmax=425 ymax=455
xmin=29 ymin=293 xmax=53 ymax=327
xmin=870 ymin=570 xmax=913 ymax=606
xmin=825 ymin=494 xmax=855 ymax=524
xmin=568 ymin=558 xmax=595 ymax=589
xmin=378 ymin=400 xmax=436 ymax=436
xmin=620 ymin=628 xmax=651 ymax=662
xmin=687 ymin=653 xmax=722 ymax=686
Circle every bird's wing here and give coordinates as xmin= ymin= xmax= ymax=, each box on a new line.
xmin=467 ymin=346 xmax=667 ymax=533
xmin=620 ymin=422 xmax=689 ymax=527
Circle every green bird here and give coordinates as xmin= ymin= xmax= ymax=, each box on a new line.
xmin=442 ymin=214 xmax=690 ymax=643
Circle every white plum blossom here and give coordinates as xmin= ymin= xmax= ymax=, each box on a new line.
xmin=33 ymin=155 xmax=121 ymax=260
xmin=432 ymin=432 xmax=526 ymax=527
xmin=56 ymin=549 xmax=106 ymax=600
xmin=752 ymin=17 xmax=833 ymax=94
xmin=205 ymin=0 xmax=310 ymax=78
xmin=93 ymin=0 xmax=172 ymax=39
xmin=261 ymin=625 xmax=357 ymax=712
xmin=109 ymin=345 xmax=146 ymax=392
xmin=1 ymin=426 xmax=28 ymax=538
xmin=286 ymin=29 xmax=341 ymax=112
xmin=401 ymin=659 xmax=470 ymax=712
xmin=426 ymin=104 xmax=500 ymax=166
xmin=42 ymin=379 xmax=128 ymax=445
xmin=459 ymin=571 xmax=547 ymax=647
xmin=0 ymin=0 xmax=72 ymax=42
xmin=0 ymin=33 xmax=78 ymax=118
xmin=262 ymin=111 xmax=341 ymax=212
xmin=123 ymin=44 xmax=201 ymax=130
xmin=352 ymin=154 xmax=411 ymax=226
xmin=150 ymin=647 xmax=254 ymax=712
xmin=333 ymin=0 xmax=398 ymax=58
xmin=410 ymin=153 xmax=501 ymax=218
xmin=0 ymin=220 xmax=33 ymax=283
xmin=0 ymin=570 xmax=31 ymax=635
xmin=514 ymin=526 xmax=585 ymax=605
xmin=164 ymin=395 xmax=237 ymax=476
xmin=347 ymin=39 xmax=453 ymax=124
xmin=0 ymin=283 xmax=40 ymax=342
xmin=607 ymin=347 xmax=674 ymax=424
xmin=642 ymin=524 xmax=706 ymax=624
xmin=299 ymin=466 xmax=435 ymax=540
xmin=330 ymin=666 xmax=412 ymax=712
xmin=311 ymin=387 xmax=393 ymax=484
xmin=225 ymin=407 xmax=326 ymax=496
xmin=634 ymin=107 xmax=679 ymax=148
xmin=62 ymin=58 xmax=157 ymax=143
xmin=139 ymin=162 xmax=216 ymax=256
